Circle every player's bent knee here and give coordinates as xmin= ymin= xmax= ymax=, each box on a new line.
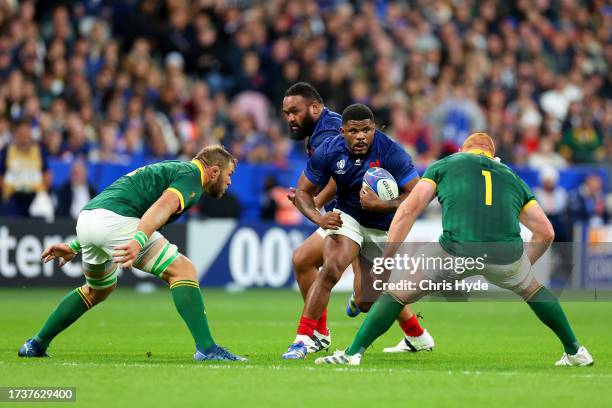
xmin=406 ymin=293 xmax=424 ymax=304
xmin=319 ymin=263 xmax=343 ymax=287
xmin=291 ymin=249 xmax=307 ymax=271
xmin=387 ymin=289 xmax=420 ymax=305
xmin=292 ymin=244 xmax=319 ymax=272
xmin=516 ymin=277 xmax=543 ymax=300
xmin=323 ymin=257 xmax=345 ymax=274
xmin=81 ymin=283 xmax=117 ymax=307
xmin=139 ymin=240 xmax=180 ymax=279
xmin=84 ymin=261 xmax=118 ymax=291
xmin=291 ymin=250 xmax=304 ymax=271
xmin=162 ymin=255 xmax=198 ymax=285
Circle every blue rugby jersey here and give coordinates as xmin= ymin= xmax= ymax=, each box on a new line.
xmin=304 ymin=130 xmax=418 ymax=230
xmin=306 ymin=107 xmax=342 ymax=157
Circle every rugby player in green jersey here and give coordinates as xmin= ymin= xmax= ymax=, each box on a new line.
xmin=18 ymin=145 xmax=247 ymax=361
xmin=316 ymin=133 xmax=593 ymax=366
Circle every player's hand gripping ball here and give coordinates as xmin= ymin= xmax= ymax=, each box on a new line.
xmin=362 ymin=167 xmax=399 ymax=200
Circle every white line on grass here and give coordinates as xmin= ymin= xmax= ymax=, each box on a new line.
xmin=1 ymin=360 xmax=607 ymax=378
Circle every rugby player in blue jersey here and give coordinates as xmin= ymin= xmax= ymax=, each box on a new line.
xmin=282 ymin=100 xmax=434 ymax=359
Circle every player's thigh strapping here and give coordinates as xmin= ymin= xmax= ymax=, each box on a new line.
xmin=76 ymin=209 xmax=181 ymax=286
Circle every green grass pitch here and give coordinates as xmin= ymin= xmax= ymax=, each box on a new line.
xmin=1 ymin=288 xmax=610 ymax=407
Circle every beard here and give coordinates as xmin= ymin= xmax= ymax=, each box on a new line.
xmin=289 ymin=113 xmax=317 ymax=140
xmin=349 ymin=140 xmax=369 ymax=156
xmin=208 ymin=178 xmax=226 ymax=198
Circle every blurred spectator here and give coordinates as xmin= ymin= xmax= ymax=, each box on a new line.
xmin=0 ymin=117 xmax=11 ymax=148
xmin=235 ymin=51 xmax=267 ymax=95
xmin=430 ymin=85 xmax=486 ymax=156
xmin=527 ymin=137 xmax=568 ymax=171
xmin=495 ymin=128 xmax=517 ymax=164
xmin=569 ymin=174 xmax=610 ymax=227
xmin=520 ymin=125 xmax=541 ymax=155
xmin=388 ymin=104 xmax=434 ymax=165
xmin=540 ymin=76 xmax=583 ymax=124
xmin=0 ymin=0 xmax=607 ymax=222
xmin=61 ymin=113 xmax=92 ymax=161
xmin=0 ymin=121 xmax=52 ymax=216
xmin=0 ymin=0 xmax=606 ymax=169
xmin=560 ymin=112 xmax=604 ymax=164
xmin=260 ymin=176 xmax=278 ymax=221
xmin=260 ymin=175 xmax=302 ymax=225
xmin=89 ymin=122 xmax=128 ymax=163
xmin=55 ymin=160 xmax=97 ymax=219
xmin=533 ymin=167 xmax=570 ymax=242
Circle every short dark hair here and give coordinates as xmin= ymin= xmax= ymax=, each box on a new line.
xmin=342 ymin=104 xmax=374 ymax=124
xmin=12 ymin=118 xmax=32 ymax=132
xmin=284 ymin=82 xmax=323 ymax=104
xmin=194 ymin=145 xmax=237 ymax=170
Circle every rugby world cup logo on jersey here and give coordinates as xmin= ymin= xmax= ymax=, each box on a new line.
xmin=335 ymin=159 xmax=347 ymax=174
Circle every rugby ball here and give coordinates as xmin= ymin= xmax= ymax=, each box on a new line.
xmin=362 ymin=167 xmax=399 ymax=200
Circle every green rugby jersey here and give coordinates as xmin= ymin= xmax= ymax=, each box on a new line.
xmin=422 ymin=150 xmax=536 ymax=264
xmin=84 ymin=160 xmax=205 ymax=225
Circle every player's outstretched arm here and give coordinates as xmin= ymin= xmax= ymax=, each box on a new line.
xmin=519 ymin=202 xmax=555 ymax=265
xmin=112 ymin=190 xmax=181 ymax=268
xmin=294 ymin=172 xmax=342 ymax=230
xmin=382 ymin=180 xmax=436 ymax=258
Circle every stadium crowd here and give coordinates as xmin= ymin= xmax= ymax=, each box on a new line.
xmin=0 ymin=0 xmax=609 ymax=222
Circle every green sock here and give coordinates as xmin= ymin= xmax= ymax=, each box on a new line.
xmin=35 ymin=288 xmax=92 ymax=349
xmin=527 ymin=286 xmax=580 ymax=354
xmin=170 ymin=280 xmax=215 ymax=350
xmin=346 ymin=293 xmax=405 ymax=355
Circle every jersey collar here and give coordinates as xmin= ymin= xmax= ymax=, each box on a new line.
xmin=465 ymin=149 xmax=493 ymax=158
xmin=191 ymin=159 xmax=206 ymax=187
xmin=310 ymin=107 xmax=328 ymax=136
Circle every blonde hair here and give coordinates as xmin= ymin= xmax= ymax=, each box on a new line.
xmin=194 ymin=145 xmax=237 ymax=169
xmin=463 ymin=132 xmax=495 ymax=155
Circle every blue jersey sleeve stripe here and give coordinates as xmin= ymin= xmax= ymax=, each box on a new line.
xmin=398 ymin=170 xmax=419 ymax=187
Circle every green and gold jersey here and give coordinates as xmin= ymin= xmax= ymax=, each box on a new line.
xmin=83 ymin=160 xmax=205 ymax=225
xmin=422 ymin=150 xmax=536 ymax=264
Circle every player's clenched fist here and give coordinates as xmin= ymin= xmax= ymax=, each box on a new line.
xmin=317 ymin=211 xmax=342 ymax=230
xmin=359 ymin=187 xmax=382 ymax=211
xmin=112 ymin=239 xmax=142 ymax=268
